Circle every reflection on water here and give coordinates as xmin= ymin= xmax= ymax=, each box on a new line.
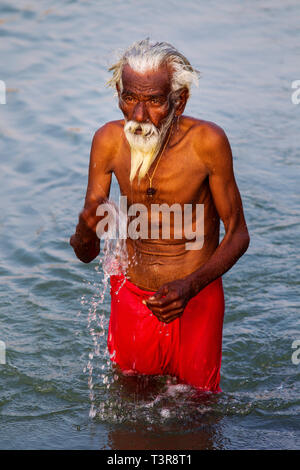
xmin=98 ymin=371 xmax=225 ymax=450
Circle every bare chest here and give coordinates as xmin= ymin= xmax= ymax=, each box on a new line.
xmin=113 ymin=143 xmax=209 ymax=208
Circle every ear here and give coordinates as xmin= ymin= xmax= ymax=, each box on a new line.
xmin=174 ymin=88 xmax=189 ymax=116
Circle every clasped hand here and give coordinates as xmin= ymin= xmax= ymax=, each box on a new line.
xmin=144 ymin=278 xmax=194 ymax=324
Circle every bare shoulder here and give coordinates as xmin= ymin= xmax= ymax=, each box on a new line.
xmin=90 ymin=120 xmax=124 ymax=171
xmin=182 ymin=116 xmax=232 ymax=173
xmin=181 ymin=116 xmax=229 ymax=148
xmin=92 ymin=119 xmax=124 ymax=152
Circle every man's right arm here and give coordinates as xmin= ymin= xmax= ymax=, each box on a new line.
xmin=70 ymin=123 xmax=116 ymax=263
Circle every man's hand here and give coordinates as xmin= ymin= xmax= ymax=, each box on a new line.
xmin=144 ymin=278 xmax=194 ymax=324
xmin=70 ymin=201 xmax=102 ymax=263
xmin=69 ymin=225 xmax=100 ymax=263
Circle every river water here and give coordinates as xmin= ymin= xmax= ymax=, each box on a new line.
xmin=0 ymin=0 xmax=299 ymax=449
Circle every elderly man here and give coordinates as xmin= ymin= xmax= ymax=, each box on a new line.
xmin=70 ymin=39 xmax=250 ymax=392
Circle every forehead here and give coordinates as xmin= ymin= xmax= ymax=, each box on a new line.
xmin=121 ymin=63 xmax=172 ymax=96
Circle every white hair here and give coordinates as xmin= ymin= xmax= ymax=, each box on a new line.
xmin=107 ymin=38 xmax=200 ymax=98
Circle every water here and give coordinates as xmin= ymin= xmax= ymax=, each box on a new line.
xmin=0 ymin=0 xmax=299 ymax=449
xmin=85 ymin=206 xmax=129 ymax=420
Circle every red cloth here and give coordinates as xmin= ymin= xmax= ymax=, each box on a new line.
xmin=108 ymin=274 xmax=225 ymax=392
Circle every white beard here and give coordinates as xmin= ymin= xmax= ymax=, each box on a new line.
xmin=124 ymin=110 xmax=175 ymax=183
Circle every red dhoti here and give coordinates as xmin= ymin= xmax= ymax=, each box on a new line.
xmin=108 ymin=274 xmax=225 ymax=392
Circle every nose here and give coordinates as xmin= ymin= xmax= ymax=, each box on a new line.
xmin=132 ymin=101 xmax=149 ymax=123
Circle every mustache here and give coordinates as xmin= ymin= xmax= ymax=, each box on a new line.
xmin=124 ymin=120 xmax=159 ymax=138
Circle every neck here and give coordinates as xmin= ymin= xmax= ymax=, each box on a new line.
xmin=152 ymin=118 xmax=174 ymax=166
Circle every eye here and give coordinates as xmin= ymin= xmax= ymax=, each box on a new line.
xmin=150 ymin=97 xmax=160 ymax=104
xmin=123 ymin=95 xmax=135 ymax=103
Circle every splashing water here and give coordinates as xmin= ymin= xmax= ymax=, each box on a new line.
xmin=82 ymin=200 xmax=130 ymax=418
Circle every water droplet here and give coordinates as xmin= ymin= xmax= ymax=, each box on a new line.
xmin=83 ymin=200 xmax=130 ymax=419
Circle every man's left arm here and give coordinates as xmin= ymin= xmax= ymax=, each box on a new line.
xmin=146 ymin=125 xmax=250 ymax=323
